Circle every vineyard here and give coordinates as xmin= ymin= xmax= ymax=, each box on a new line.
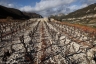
xmin=0 ymin=18 xmax=96 ymax=64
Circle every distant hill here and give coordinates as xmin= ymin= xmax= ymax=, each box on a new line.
xmin=23 ymin=12 xmax=43 ymax=18
xmin=64 ymin=3 xmax=96 ymax=18
xmin=0 ymin=5 xmax=42 ymax=19
xmin=49 ymin=14 xmax=65 ymax=21
xmin=62 ymin=3 xmax=96 ymax=28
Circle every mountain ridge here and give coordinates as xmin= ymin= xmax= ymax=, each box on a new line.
xmin=0 ymin=5 xmax=42 ymax=19
xmin=64 ymin=3 xmax=96 ymax=18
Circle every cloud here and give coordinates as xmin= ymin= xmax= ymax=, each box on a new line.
xmin=0 ymin=1 xmax=14 ymax=8
xmin=20 ymin=0 xmax=75 ymax=12
xmin=37 ymin=3 xmax=88 ymax=17
xmin=19 ymin=0 xmax=76 ymax=17
xmin=19 ymin=0 xmax=90 ymax=17
xmin=0 ymin=0 xmax=96 ymax=17
xmin=7 ymin=4 xmax=14 ymax=7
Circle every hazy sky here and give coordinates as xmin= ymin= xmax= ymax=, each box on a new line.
xmin=0 ymin=0 xmax=96 ymax=17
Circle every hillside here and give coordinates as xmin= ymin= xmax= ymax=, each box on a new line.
xmin=0 ymin=5 xmax=42 ymax=19
xmin=64 ymin=3 xmax=96 ymax=18
xmin=23 ymin=12 xmax=43 ymax=18
xmin=61 ymin=3 xmax=96 ymax=28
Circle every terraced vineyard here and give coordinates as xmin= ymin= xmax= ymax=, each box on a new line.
xmin=0 ymin=18 xmax=96 ymax=64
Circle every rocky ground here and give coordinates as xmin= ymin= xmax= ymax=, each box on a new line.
xmin=0 ymin=18 xmax=96 ymax=64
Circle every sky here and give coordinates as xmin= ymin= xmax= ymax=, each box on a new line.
xmin=0 ymin=0 xmax=96 ymax=17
